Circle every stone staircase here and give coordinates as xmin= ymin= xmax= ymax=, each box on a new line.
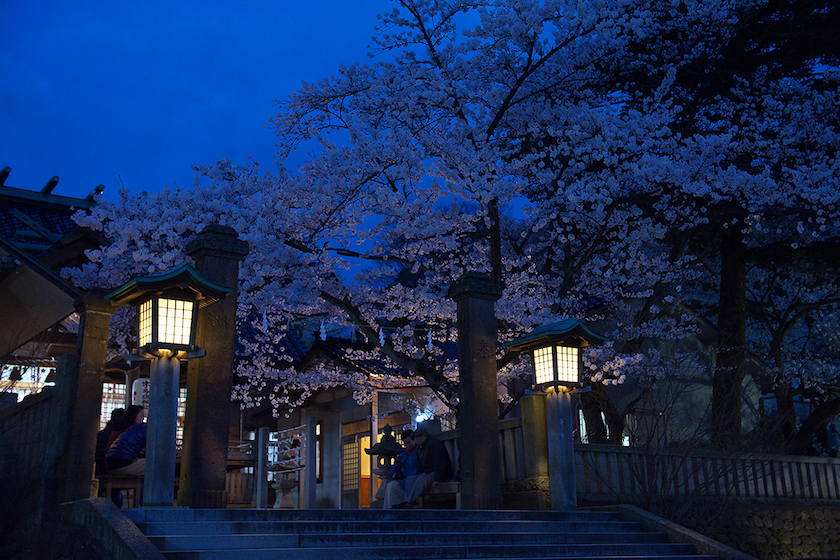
xmin=124 ymin=508 xmax=720 ymax=560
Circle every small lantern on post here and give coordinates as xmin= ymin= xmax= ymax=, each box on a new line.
xmin=108 ymin=264 xmax=229 ymax=360
xmin=135 ymin=290 xmax=198 ymax=358
xmin=105 ymin=263 xmax=231 ymax=507
xmin=506 ymin=318 xmax=607 ymax=510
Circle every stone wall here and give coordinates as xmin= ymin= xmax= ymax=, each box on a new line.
xmin=671 ymin=499 xmax=840 ymax=560
xmin=0 ymin=388 xmax=58 ymax=557
xmin=0 ymin=389 xmax=56 ymax=516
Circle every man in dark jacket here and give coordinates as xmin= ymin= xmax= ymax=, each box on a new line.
xmin=394 ymin=426 xmax=453 ymax=508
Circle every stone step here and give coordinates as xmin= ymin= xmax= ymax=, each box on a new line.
xmin=127 ymin=508 xmax=622 ymax=523
xmin=127 ymin=509 xmax=717 ymax=560
xmin=156 ymin=542 xmax=698 ymax=560
xmin=435 ymin=558 xmax=718 ymax=560
xmin=136 ymin=519 xmax=645 ymax=536
xmin=146 ymin=530 xmax=669 ymax=550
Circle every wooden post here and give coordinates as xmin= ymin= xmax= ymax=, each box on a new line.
xmin=305 ymin=415 xmax=317 ymax=509
xmin=370 ymin=392 xmax=379 ymax=504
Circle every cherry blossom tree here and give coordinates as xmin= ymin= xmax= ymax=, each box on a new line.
xmin=612 ymin=0 xmax=840 ymax=445
xmin=66 ymin=0 xmax=839 ymax=444
xmin=743 ymin=264 xmax=840 ymax=454
xmin=67 ymin=0 xmax=696 ymax=417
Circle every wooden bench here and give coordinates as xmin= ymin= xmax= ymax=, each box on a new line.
xmin=418 ymin=481 xmax=461 ymax=509
xmin=97 ymin=475 xmax=144 ymax=508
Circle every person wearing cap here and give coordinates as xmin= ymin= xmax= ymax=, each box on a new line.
xmin=393 ymin=426 xmax=454 ymax=509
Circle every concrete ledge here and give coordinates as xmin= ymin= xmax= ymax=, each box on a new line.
xmin=588 ymin=504 xmax=757 ymax=560
xmin=59 ymin=498 xmax=165 ymax=560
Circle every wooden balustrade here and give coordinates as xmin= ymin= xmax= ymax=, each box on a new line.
xmin=224 ymin=419 xmax=840 ymax=507
xmin=575 ymin=443 xmax=840 ymax=502
xmin=439 ymin=421 xmax=840 ymax=503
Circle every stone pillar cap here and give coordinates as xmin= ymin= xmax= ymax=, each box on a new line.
xmin=186 ymin=223 xmax=249 ymax=259
xmin=448 ymin=271 xmax=502 ymax=302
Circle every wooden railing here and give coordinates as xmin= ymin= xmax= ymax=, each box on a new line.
xmin=575 ymin=443 xmax=840 ymax=502
xmin=226 ymin=419 xmax=840 ymax=507
xmin=438 ymin=418 xmax=525 ymax=482
xmin=439 ymin=422 xmax=840 ymax=502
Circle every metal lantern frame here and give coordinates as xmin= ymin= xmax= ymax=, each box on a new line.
xmin=105 ymin=263 xmax=231 ymax=360
xmin=505 ymin=318 xmax=608 ymax=393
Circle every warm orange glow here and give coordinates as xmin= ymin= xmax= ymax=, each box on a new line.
xmin=534 ymin=344 xmax=579 ymax=388
xmin=156 ymin=298 xmax=193 ymax=346
xmin=555 ymin=345 xmax=579 ymax=384
xmin=139 ymin=300 xmax=153 ymax=347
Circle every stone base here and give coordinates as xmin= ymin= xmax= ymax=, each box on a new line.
xmin=462 ymin=493 xmax=503 ymax=510
xmin=503 ymin=491 xmax=548 ymax=510
xmin=272 ymin=480 xmax=298 ymax=509
xmin=177 ymin=489 xmax=227 ymax=508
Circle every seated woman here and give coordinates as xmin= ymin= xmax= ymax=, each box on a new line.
xmin=104 ymin=405 xmax=147 ymax=476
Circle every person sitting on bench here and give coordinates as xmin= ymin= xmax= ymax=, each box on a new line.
xmin=393 ymin=426 xmax=453 ymax=509
xmin=383 ymin=429 xmax=420 ymax=508
xmin=105 ymin=406 xmax=147 ymax=476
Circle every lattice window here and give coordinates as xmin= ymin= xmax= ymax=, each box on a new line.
xmin=176 ymin=387 xmax=187 ymax=447
xmin=342 ymin=438 xmax=359 ymax=491
xmin=99 ymin=382 xmax=127 ymax=430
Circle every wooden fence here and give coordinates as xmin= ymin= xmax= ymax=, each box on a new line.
xmin=226 ymin=419 xmax=840 ymax=507
xmin=438 ymin=421 xmax=840 ymax=502
xmin=438 ymin=418 xmax=526 ymax=483
xmin=226 ymin=471 xmax=254 ymax=506
xmin=575 ymin=443 xmax=840 ymax=502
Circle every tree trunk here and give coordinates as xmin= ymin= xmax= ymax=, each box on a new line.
xmin=710 ymin=227 xmax=747 ymax=449
xmin=488 ymin=197 xmax=503 ymax=287
xmin=770 ymin=340 xmax=798 ymax=447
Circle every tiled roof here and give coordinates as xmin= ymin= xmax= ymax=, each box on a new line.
xmin=0 ymin=179 xmax=98 ymax=256
xmin=236 ymin=314 xmax=308 ymax=364
xmin=311 ymin=338 xmax=411 ymax=379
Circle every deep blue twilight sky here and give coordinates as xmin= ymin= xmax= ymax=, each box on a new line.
xmin=1 ymin=1 xmax=392 ymax=200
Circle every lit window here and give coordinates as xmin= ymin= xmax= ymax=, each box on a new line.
xmin=139 ymin=300 xmax=153 ymax=348
xmin=534 ymin=346 xmax=554 ymax=386
xmin=556 ymin=345 xmax=579 ymax=384
xmin=157 ymin=298 xmax=193 ymax=346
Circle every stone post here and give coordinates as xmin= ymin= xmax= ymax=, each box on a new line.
xmin=143 ymin=355 xmax=181 ymax=507
xmin=546 ymin=390 xmax=577 ymax=510
xmin=520 ymin=391 xmax=548 ymax=479
xmin=254 ymin=427 xmax=269 ymax=508
xmin=177 ymin=224 xmax=248 ymax=508
xmin=53 ymin=295 xmax=112 ymax=505
xmin=448 ymin=272 xmax=503 ymax=510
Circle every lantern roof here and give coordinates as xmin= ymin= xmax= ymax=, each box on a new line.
xmin=104 ymin=263 xmax=232 ymax=308
xmin=504 ymin=318 xmax=607 ymax=351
